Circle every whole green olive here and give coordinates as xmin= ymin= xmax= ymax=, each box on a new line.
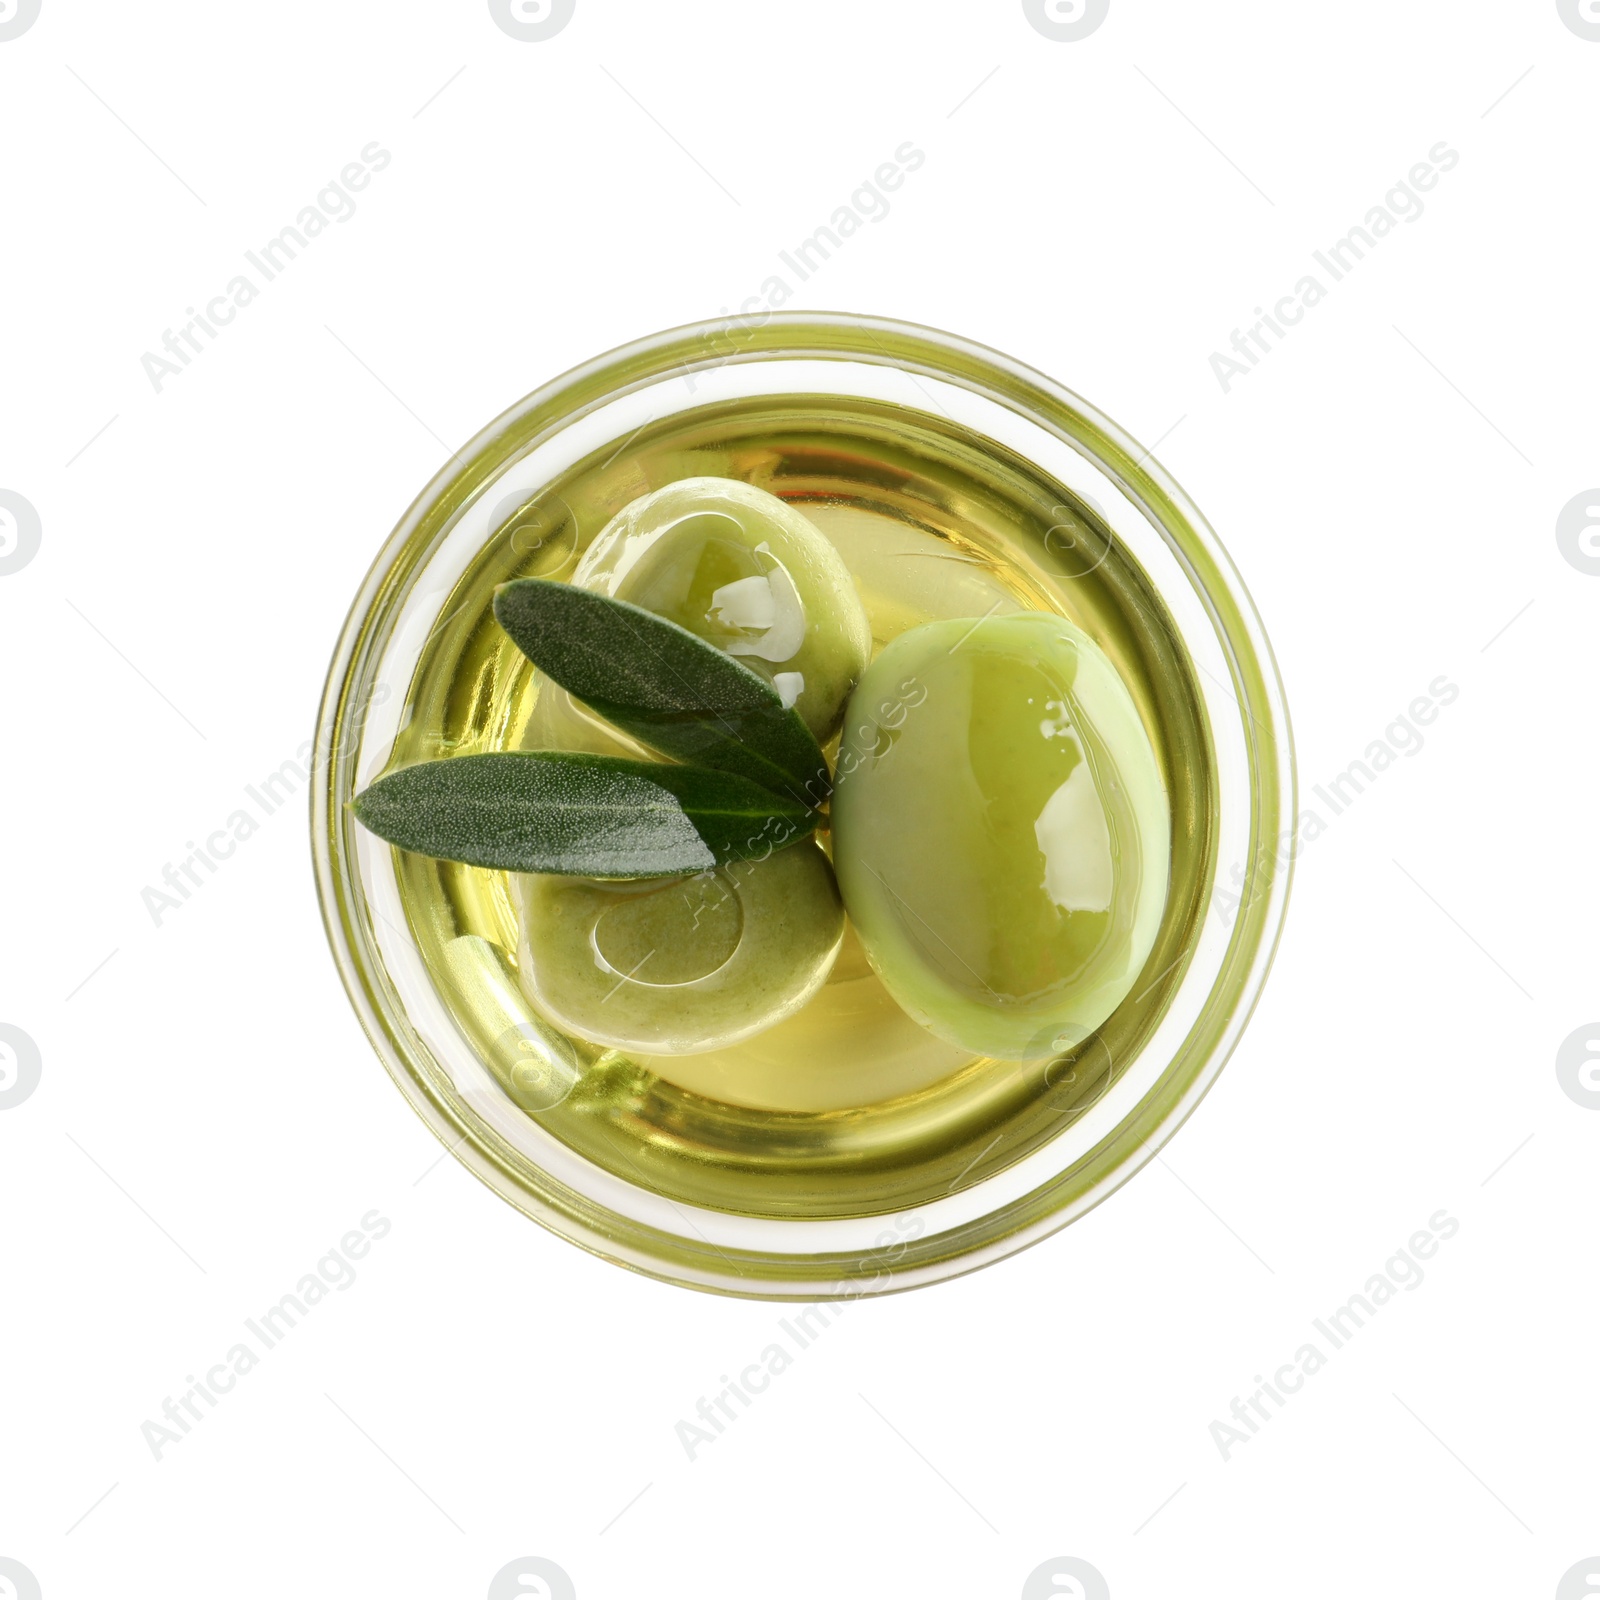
xmin=574 ymin=477 xmax=872 ymax=742
xmin=513 ymin=840 xmax=845 ymax=1055
xmin=830 ymin=612 xmax=1170 ymax=1060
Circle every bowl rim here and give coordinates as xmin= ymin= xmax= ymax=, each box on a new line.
xmin=311 ymin=309 xmax=1296 ymax=1299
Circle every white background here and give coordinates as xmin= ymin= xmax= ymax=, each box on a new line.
xmin=2 ymin=2 xmax=1597 ymax=1597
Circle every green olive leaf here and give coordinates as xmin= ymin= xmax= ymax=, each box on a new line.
xmin=352 ymin=752 xmax=816 ymax=878
xmin=493 ymin=578 xmax=831 ymax=806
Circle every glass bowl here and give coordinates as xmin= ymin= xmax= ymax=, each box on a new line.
xmin=312 ymin=312 xmax=1294 ymax=1298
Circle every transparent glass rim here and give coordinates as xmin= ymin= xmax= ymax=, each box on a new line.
xmin=312 ymin=311 xmax=1295 ymax=1299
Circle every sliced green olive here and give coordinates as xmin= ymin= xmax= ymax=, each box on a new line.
xmin=573 ymin=477 xmax=872 ymax=742
xmin=512 ymin=840 xmax=845 ymax=1055
xmin=830 ymin=611 xmax=1170 ymax=1060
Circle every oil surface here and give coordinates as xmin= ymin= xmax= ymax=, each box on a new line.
xmin=386 ymin=394 xmax=1215 ymax=1218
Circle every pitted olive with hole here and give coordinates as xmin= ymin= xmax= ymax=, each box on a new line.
xmin=830 ymin=612 xmax=1171 ymax=1060
xmin=513 ymin=840 xmax=845 ymax=1054
xmin=574 ymin=477 xmax=872 ymax=742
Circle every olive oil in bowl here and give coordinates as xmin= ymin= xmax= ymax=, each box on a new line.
xmin=382 ymin=390 xmax=1214 ymax=1220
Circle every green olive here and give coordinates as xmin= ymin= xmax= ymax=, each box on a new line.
xmin=512 ymin=841 xmax=845 ymax=1054
xmin=573 ymin=477 xmax=872 ymax=741
xmin=830 ymin=612 xmax=1170 ymax=1060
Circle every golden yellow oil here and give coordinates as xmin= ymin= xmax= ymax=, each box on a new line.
xmin=384 ymin=394 xmax=1214 ymax=1218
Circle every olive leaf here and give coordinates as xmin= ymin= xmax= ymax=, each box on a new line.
xmin=493 ymin=578 xmax=830 ymax=806
xmin=352 ymin=752 xmax=815 ymax=878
